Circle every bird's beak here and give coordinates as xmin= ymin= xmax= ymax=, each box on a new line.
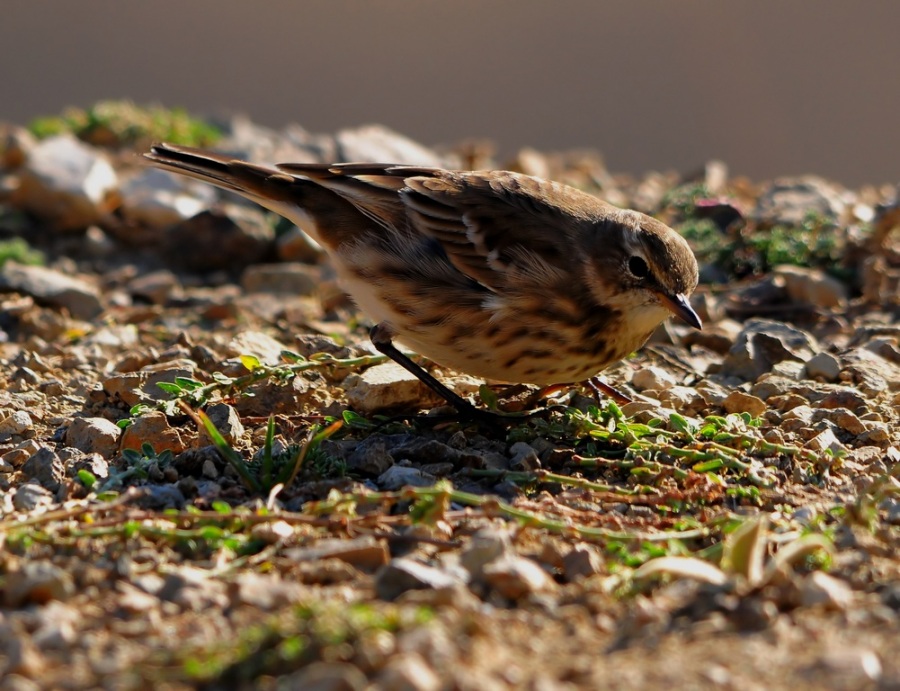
xmin=658 ymin=292 xmax=702 ymax=330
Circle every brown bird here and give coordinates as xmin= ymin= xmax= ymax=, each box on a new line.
xmin=144 ymin=143 xmax=701 ymax=418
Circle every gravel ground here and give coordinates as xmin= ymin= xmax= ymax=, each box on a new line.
xmin=0 ymin=104 xmax=898 ymax=689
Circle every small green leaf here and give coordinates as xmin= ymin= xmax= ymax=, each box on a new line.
xmin=122 ymin=449 xmax=143 ymax=464
xmin=669 ymin=413 xmax=695 ymax=437
xmin=342 ymin=410 xmax=374 ymax=430
xmin=605 ymin=400 xmax=623 ymax=420
xmin=77 ymin=469 xmax=97 ymax=488
xmin=478 ymin=385 xmax=499 ymax=410
xmin=199 ymin=525 xmax=224 ymax=540
xmin=262 ymin=415 xmax=275 ymax=489
xmin=198 ymin=411 xmax=260 ymax=493
xmin=693 ymin=459 xmax=724 ymax=473
xmin=156 ymin=381 xmax=184 ymax=395
xmin=174 ymin=377 xmax=203 ymax=390
xmin=280 ymin=349 xmax=305 ymax=363
xmin=699 ymin=424 xmax=717 ymax=438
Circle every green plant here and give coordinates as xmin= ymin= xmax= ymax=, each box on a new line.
xmin=28 ymin=100 xmax=221 ymax=148
xmin=194 ymin=410 xmax=343 ymax=494
xmin=0 ymin=238 xmax=44 ymax=267
xmin=99 ymin=442 xmax=175 ymax=492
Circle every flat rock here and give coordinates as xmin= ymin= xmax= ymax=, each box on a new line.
xmin=683 ymin=318 xmax=743 ymax=354
xmin=774 ymin=265 xmax=848 ymax=308
xmin=286 ymin=536 xmax=389 ymax=571
xmin=65 ymin=416 xmax=121 ymax=457
xmin=842 ymin=347 xmax=900 ymax=392
xmin=722 ymin=319 xmax=819 ymax=381
xmin=392 ymin=437 xmax=484 ymax=469
xmin=482 ymin=554 xmax=556 ymax=599
xmin=460 ymin=526 xmax=513 ymax=578
xmin=377 ymin=653 xmax=441 ymax=691
xmin=805 ymin=427 xmax=846 ymax=454
xmin=103 ymin=360 xmax=196 ymax=407
xmin=127 ymin=269 xmax=181 ymax=305
xmin=282 ymin=662 xmax=368 ymax=691
xmin=632 ymin=365 xmax=677 ymax=391
xmin=12 ymin=482 xmax=54 ymax=511
xmin=232 ymin=572 xmax=306 ymax=610
xmin=657 ymin=385 xmax=707 ymax=415
xmin=21 ymin=447 xmax=64 ymax=491
xmin=801 ymin=571 xmax=853 ymax=610
xmin=0 ymin=410 xmax=34 ymax=437
xmin=377 ymin=464 xmax=437 ymax=490
xmin=334 ymin=124 xmax=448 ymax=167
xmin=0 ymin=262 xmax=102 ymax=319
xmin=120 ymin=410 xmax=187 ymax=455
xmin=13 ymin=134 xmax=117 ymax=230
xmin=345 ymin=435 xmax=403 ymax=475
xmin=562 ymin=543 xmax=605 ymax=581
xmin=158 ymin=566 xmax=228 ymax=611
xmin=345 ymin=362 xmax=436 ymax=414
xmin=226 ymin=330 xmax=288 ymax=366
xmin=783 ymin=404 xmax=814 ymax=425
xmin=118 ymin=167 xmax=215 ymax=228
xmin=374 ymin=558 xmax=464 ymax=601
xmin=722 ymin=391 xmax=767 ymax=417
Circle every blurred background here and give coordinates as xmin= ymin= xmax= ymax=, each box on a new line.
xmin=3 ymin=0 xmax=898 ymax=186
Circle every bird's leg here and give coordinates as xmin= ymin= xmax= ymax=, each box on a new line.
xmin=368 ymin=323 xmax=489 ymax=420
xmin=586 ymin=376 xmax=633 ymax=405
xmin=369 ymin=324 xmax=565 ymax=426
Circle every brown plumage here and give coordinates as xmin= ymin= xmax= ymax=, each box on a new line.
xmin=144 ymin=143 xmax=700 ymax=413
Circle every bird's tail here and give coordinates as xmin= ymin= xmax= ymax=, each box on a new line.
xmin=143 ymin=142 xmax=301 ymax=212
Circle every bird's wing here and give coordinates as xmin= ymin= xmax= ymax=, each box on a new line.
xmin=397 ymin=169 xmax=615 ymax=290
xmin=279 ymin=162 xmax=617 ymax=291
xmin=147 ymin=147 xmax=619 ymax=293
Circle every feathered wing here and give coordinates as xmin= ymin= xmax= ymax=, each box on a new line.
xmin=279 ymin=163 xmax=617 ymax=292
xmin=397 ymin=170 xmax=615 ymax=291
xmin=147 ymin=146 xmax=618 ymax=294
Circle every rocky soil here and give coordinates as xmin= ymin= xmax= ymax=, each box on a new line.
xmin=0 ymin=103 xmax=898 ymax=689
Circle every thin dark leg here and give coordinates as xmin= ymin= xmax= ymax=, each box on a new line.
xmin=587 ymin=376 xmax=633 ymax=405
xmin=369 ymin=324 xmax=566 ymax=426
xmin=369 ymin=324 xmax=492 ymax=421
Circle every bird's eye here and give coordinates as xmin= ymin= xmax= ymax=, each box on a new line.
xmin=628 ymin=256 xmax=650 ymax=279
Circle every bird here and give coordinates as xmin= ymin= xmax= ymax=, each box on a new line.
xmin=144 ymin=143 xmax=701 ymax=419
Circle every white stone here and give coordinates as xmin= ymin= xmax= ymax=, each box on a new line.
xmin=805 ymin=351 xmax=841 ymax=382
xmin=15 ymin=134 xmax=117 ymax=229
xmin=119 ymin=167 xmax=215 ymax=227
xmin=0 ymin=410 xmax=33 ymax=436
xmin=632 ymin=365 xmax=677 ymax=391
xmin=227 ymin=330 xmax=289 ymax=365
xmin=345 ymin=362 xmax=435 ymax=414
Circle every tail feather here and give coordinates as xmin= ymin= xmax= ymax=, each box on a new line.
xmin=144 ymin=143 xmax=299 ymax=209
xmin=143 ymin=143 xmax=389 ymax=248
